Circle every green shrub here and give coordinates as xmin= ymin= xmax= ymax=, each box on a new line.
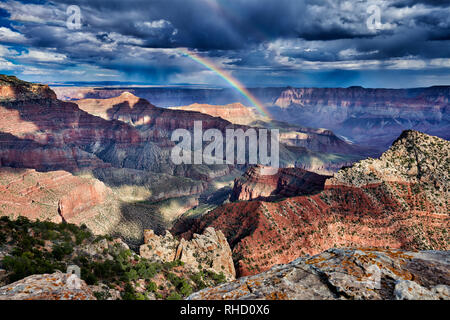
xmin=146 ymin=281 xmax=157 ymax=292
xmin=190 ymin=272 xmax=207 ymax=290
xmin=166 ymin=291 xmax=182 ymax=300
xmin=122 ymin=282 xmax=138 ymax=300
xmin=52 ymin=242 xmax=74 ymax=260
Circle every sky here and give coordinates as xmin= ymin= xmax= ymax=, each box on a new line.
xmin=0 ymin=0 xmax=449 ymax=88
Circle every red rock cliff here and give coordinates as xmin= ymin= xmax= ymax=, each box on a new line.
xmin=179 ymin=131 xmax=449 ymax=276
xmin=231 ymin=165 xmax=330 ymax=201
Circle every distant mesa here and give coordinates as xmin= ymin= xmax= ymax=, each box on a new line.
xmin=170 ymin=102 xmax=268 ymax=125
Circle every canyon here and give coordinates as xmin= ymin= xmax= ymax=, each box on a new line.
xmin=0 ymin=76 xmax=236 ymax=243
xmin=53 ymin=85 xmax=450 ymax=150
xmin=2 ymin=76 xmax=360 ymax=244
xmin=177 ymin=130 xmax=449 ymax=276
xmin=270 ymin=86 xmax=450 ymax=148
xmin=73 ymin=91 xmax=373 ymax=176
xmin=0 ymin=76 xmax=448 ymax=300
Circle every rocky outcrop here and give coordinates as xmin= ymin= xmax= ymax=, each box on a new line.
xmin=0 ymin=271 xmax=96 ymax=300
xmin=328 ymin=130 xmax=449 ymax=192
xmin=187 ymin=248 xmax=450 ymax=300
xmin=140 ymin=228 xmax=235 ymax=280
xmin=231 ymin=165 xmax=330 ymax=201
xmin=0 ymin=75 xmax=56 ymax=101
xmin=179 ymin=131 xmax=449 ymax=276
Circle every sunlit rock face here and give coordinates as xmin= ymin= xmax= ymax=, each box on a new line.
xmin=170 ymin=102 xmax=266 ymax=125
xmin=140 ymin=227 xmax=236 ymax=281
xmin=0 ymin=75 xmax=157 ymax=173
xmin=188 ymin=248 xmax=450 ymax=300
xmin=0 ymin=167 xmax=109 ymax=225
xmin=0 ymin=271 xmax=96 ymax=300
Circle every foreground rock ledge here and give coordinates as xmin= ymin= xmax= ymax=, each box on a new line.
xmin=0 ymin=271 xmax=96 ymax=300
xmin=187 ymin=248 xmax=450 ymax=300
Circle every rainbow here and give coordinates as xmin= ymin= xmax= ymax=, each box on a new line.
xmin=177 ymin=48 xmax=270 ymax=118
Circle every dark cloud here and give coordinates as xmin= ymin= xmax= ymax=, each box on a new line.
xmin=391 ymin=0 xmax=450 ymax=8
xmin=0 ymin=0 xmax=448 ymax=87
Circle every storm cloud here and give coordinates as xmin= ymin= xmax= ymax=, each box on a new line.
xmin=0 ymin=0 xmax=449 ymax=87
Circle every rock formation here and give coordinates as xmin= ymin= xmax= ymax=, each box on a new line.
xmin=53 ymin=84 xmax=450 ymax=149
xmin=140 ymin=228 xmax=235 ymax=280
xmin=75 ymin=92 xmax=238 ymax=134
xmin=270 ymin=86 xmax=450 ymax=148
xmin=0 ymin=271 xmax=96 ymax=300
xmin=0 ymin=76 xmax=159 ymax=173
xmin=231 ymin=165 xmax=330 ymax=201
xmin=187 ymin=248 xmax=450 ymax=300
xmin=73 ymin=91 xmax=373 ymax=170
xmin=178 ymin=131 xmax=449 ymax=276
xmin=0 ymin=167 xmax=110 ymax=224
xmin=170 ymin=102 xmax=267 ymax=125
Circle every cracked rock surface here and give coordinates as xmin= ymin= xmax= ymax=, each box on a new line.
xmin=187 ymin=248 xmax=450 ymax=300
xmin=0 ymin=271 xmax=95 ymax=300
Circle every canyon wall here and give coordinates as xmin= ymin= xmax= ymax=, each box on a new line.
xmin=54 ymin=84 xmax=449 ymax=150
xmin=0 ymin=167 xmax=110 ymax=224
xmin=270 ymin=86 xmax=450 ymax=148
xmin=231 ymin=165 xmax=330 ymax=201
xmin=178 ymin=131 xmax=449 ymax=276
